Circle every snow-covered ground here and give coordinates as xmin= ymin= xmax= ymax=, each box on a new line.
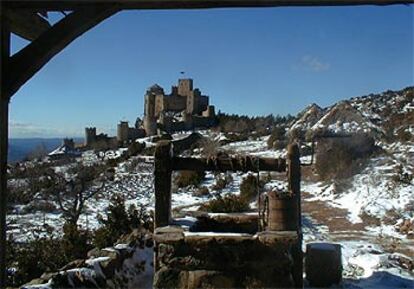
xmin=7 ymin=131 xmax=414 ymax=288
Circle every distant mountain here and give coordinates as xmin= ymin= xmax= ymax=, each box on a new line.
xmin=8 ymin=138 xmax=84 ymax=163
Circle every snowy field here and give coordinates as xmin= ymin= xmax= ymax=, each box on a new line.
xmin=7 ymin=132 xmax=414 ymax=288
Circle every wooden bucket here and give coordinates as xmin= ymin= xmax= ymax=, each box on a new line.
xmin=267 ymin=191 xmax=298 ymax=231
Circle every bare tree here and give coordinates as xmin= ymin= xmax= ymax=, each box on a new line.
xmin=48 ymin=163 xmax=114 ymax=225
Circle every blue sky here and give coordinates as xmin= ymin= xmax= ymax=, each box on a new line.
xmin=9 ymin=5 xmax=414 ymax=138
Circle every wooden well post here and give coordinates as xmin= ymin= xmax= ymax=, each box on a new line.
xmin=154 ymin=141 xmax=173 ymax=228
xmin=287 ymin=142 xmax=303 ymax=288
xmin=0 ymin=10 xmax=10 ymax=287
xmin=287 ymin=142 xmax=301 ymax=229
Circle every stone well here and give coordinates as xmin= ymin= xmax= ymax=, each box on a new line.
xmin=153 ymin=213 xmax=302 ymax=289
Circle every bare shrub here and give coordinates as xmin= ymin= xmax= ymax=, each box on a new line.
xmin=396 ymin=129 xmax=412 ymax=142
xmin=267 ymin=126 xmax=286 ymax=149
xmin=46 ymin=163 xmax=114 ymax=225
xmin=224 ymin=133 xmax=249 ymax=143
xmin=391 ymin=164 xmax=413 ymax=185
xmin=141 ymin=145 xmax=156 ymax=156
xmin=359 ymin=211 xmax=381 ymax=226
xmin=200 ymin=194 xmax=249 ymax=213
xmin=315 ymin=136 xmax=372 ymax=181
xmin=240 ymin=174 xmax=259 ymax=201
xmin=175 ymin=170 xmax=205 ymax=188
xmin=8 ymin=223 xmax=92 ymax=287
xmin=93 ymin=194 xmax=153 ymax=248
xmin=194 ymin=186 xmax=210 ymax=197
xmin=127 ymin=141 xmax=145 ymax=157
xmin=212 ymin=173 xmax=233 ymax=190
xmin=199 ymin=138 xmax=220 ymax=158
xmin=382 ymin=209 xmax=403 ymax=226
xmin=288 ymin=128 xmax=305 ymax=142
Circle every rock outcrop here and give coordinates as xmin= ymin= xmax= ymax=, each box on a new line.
xmin=22 ymin=230 xmax=154 ymax=289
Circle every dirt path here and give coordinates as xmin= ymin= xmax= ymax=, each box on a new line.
xmin=301 ymin=191 xmax=414 ymax=259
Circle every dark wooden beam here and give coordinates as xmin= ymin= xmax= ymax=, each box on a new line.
xmin=3 ymin=0 xmax=413 ymax=10
xmin=287 ymin=142 xmax=302 ymax=288
xmin=6 ymin=5 xmax=120 ymax=97
xmin=171 ymin=156 xmax=287 ymax=172
xmin=0 ymin=4 xmax=11 ymax=288
xmin=5 ymin=8 xmax=51 ymax=41
xmin=154 ymin=141 xmax=173 ymax=228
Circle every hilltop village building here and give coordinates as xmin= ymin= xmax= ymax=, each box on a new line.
xmin=83 ymin=78 xmax=216 ymax=148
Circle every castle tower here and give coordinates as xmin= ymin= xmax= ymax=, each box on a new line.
xmin=62 ymin=138 xmax=75 ymax=150
xmin=144 ymin=85 xmax=163 ymax=136
xmin=85 ymin=127 xmax=96 ymax=146
xmin=144 ymin=91 xmax=157 ymax=136
xmin=186 ymin=88 xmax=202 ymax=115
xmin=117 ymin=121 xmax=129 ymax=142
xmin=202 ymin=105 xmax=216 ymax=118
xmin=145 ymin=92 xmax=156 ymax=118
xmin=143 ymin=117 xmax=157 ymax=136
xmin=178 ymin=78 xmax=193 ymax=97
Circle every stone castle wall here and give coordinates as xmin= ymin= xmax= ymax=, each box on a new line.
xmin=144 ymin=79 xmax=215 ymax=136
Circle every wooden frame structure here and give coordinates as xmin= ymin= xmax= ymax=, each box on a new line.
xmin=0 ymin=0 xmax=412 ymax=287
xmin=154 ymin=140 xmax=294 ymax=227
xmin=153 ymin=140 xmax=302 ymax=286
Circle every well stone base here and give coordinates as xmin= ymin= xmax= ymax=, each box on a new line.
xmin=154 ymin=226 xmax=302 ymax=288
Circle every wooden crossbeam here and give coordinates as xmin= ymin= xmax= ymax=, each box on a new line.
xmin=5 ymin=9 xmax=51 ymax=41
xmin=3 ymin=0 xmax=413 ymax=10
xmin=6 ymin=5 xmax=120 ymax=97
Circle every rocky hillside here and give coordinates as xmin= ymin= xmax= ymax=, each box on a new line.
xmin=288 ymin=86 xmax=414 ymax=139
xmin=290 ymin=103 xmax=325 ymax=132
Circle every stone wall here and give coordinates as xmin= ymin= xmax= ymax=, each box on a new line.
xmin=154 ymin=226 xmax=301 ymax=289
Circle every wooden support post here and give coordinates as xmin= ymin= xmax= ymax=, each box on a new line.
xmin=287 ymin=143 xmax=302 ymax=288
xmin=154 ymin=141 xmax=172 ymax=228
xmin=287 ymin=143 xmax=301 ymax=228
xmin=0 ymin=6 xmax=10 ymax=288
xmin=0 ymin=99 xmax=8 ymax=289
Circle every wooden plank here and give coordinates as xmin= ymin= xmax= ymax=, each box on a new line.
xmin=0 ymin=6 xmax=10 ymax=287
xmin=5 ymin=8 xmax=51 ymax=41
xmin=3 ymin=0 xmax=413 ymax=10
xmin=171 ymin=156 xmax=286 ymax=172
xmin=287 ymin=142 xmax=302 ymax=288
xmin=154 ymin=141 xmax=173 ymax=228
xmin=6 ymin=5 xmax=119 ymax=97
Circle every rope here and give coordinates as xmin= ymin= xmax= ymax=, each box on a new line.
xmin=255 ymin=157 xmax=263 ymax=231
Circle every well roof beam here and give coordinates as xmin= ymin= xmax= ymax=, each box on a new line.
xmin=6 ymin=5 xmax=120 ymax=97
xmin=3 ymin=0 xmax=413 ymax=10
xmin=5 ymin=9 xmax=51 ymax=41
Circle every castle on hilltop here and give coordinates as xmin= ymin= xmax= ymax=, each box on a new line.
xmin=143 ymin=78 xmax=216 ymax=136
xmin=84 ymin=78 xmax=216 ymax=149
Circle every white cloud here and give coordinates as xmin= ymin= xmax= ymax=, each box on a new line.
xmin=9 ymin=121 xmax=116 ymax=138
xmin=9 ymin=121 xmax=82 ymax=138
xmin=293 ymin=55 xmax=330 ymax=72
